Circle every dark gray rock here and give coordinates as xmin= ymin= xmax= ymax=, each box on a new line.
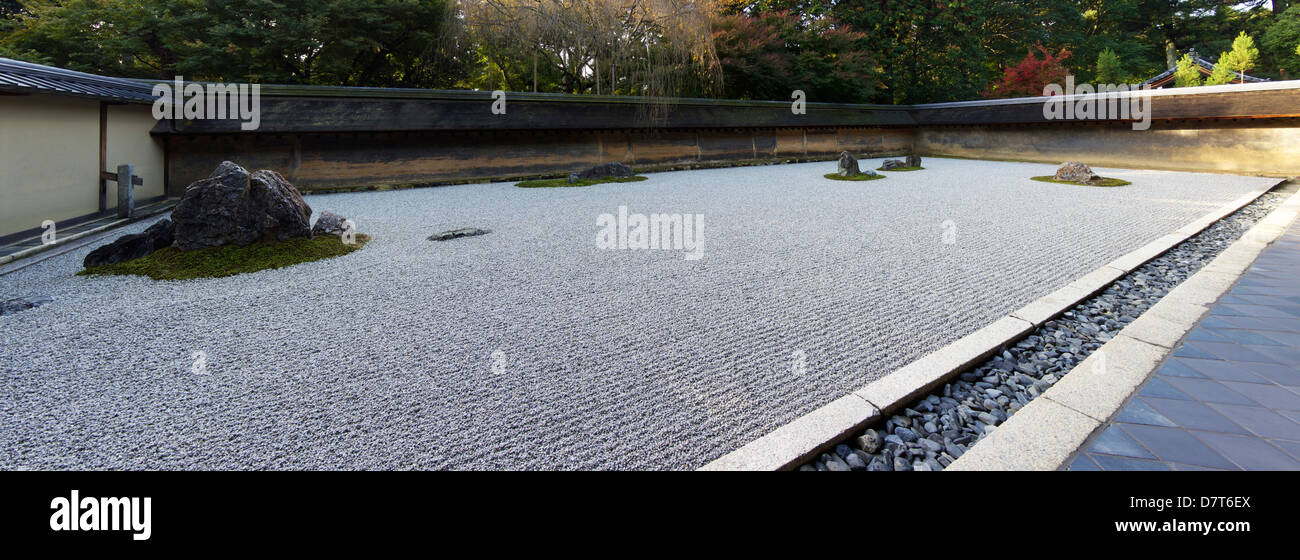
xmin=171 ymin=162 xmax=312 ymax=250
xmin=868 ymin=455 xmax=892 ymax=471
xmin=823 ymin=453 xmax=851 ymax=472
xmin=905 ymin=154 xmax=922 ymax=168
xmin=856 ymin=429 xmax=882 ymax=453
xmin=918 ymin=438 xmax=942 ymax=453
xmin=895 ymin=427 xmax=919 ymax=443
xmin=2 ymin=295 xmax=53 ymax=316
xmin=837 ymin=151 xmax=861 ymax=177
xmin=83 ymin=218 xmax=174 ymax=268
xmin=892 ymin=457 xmax=913 ymax=471
xmin=880 ymin=159 xmax=907 ymax=170
xmin=1053 ymin=161 xmax=1101 ymax=183
xmin=835 ymin=444 xmax=853 ymax=459
xmin=573 ymin=162 xmax=634 ymax=181
xmin=428 ymin=228 xmax=492 ymax=242
xmin=311 ymin=211 xmax=351 ymax=237
xmin=845 ymin=451 xmax=868 ymax=471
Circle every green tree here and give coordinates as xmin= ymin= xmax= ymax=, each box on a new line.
xmin=711 ymin=10 xmax=877 ymax=102
xmin=1173 ymin=53 xmax=1203 ymax=87
xmin=833 ymin=0 xmax=989 ymax=103
xmin=1094 ymin=48 xmax=1125 ymax=84
xmin=1206 ymin=31 xmax=1260 ymax=85
xmin=1263 ymin=5 xmax=1300 ymax=78
xmin=0 ymin=0 xmax=471 ymax=87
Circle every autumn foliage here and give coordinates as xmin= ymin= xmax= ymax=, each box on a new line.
xmin=981 ymin=45 xmax=1072 ymax=99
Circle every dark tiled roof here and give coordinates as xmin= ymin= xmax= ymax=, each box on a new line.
xmin=0 ymin=57 xmax=155 ymax=103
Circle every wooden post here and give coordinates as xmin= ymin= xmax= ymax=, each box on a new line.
xmin=116 ymin=164 xmax=135 ymax=218
xmin=98 ymin=102 xmax=108 ymax=213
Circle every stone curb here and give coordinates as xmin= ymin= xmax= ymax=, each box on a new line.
xmin=699 ymin=394 xmax=880 ymax=471
xmin=0 ymin=204 xmax=175 ymax=269
xmin=701 ymin=182 xmax=1283 ymax=471
xmin=947 ymin=185 xmax=1300 ymax=471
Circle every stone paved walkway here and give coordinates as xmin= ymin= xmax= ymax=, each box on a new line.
xmin=1069 ymin=219 xmax=1300 ymax=471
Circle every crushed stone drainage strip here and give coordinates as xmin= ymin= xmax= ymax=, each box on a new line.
xmin=802 ymin=187 xmax=1290 ymax=472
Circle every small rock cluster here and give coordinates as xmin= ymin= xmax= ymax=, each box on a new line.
xmin=801 ymin=189 xmax=1286 ymax=471
xmin=880 ymin=154 xmax=922 ymax=170
xmin=837 ymin=152 xmax=878 ymax=178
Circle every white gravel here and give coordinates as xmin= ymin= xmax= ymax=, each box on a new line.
xmin=0 ymin=158 xmax=1278 ymax=470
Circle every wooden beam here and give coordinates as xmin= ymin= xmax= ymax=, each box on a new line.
xmin=98 ymin=101 xmax=107 ymax=212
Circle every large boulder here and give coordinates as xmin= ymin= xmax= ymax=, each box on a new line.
xmin=905 ymin=154 xmax=922 ymax=168
xmin=1054 ymin=161 xmax=1101 ymax=183
xmin=171 ymin=162 xmax=312 ymax=250
xmin=83 ymin=218 xmax=174 ymax=268
xmin=570 ymin=162 xmax=634 ymax=183
xmin=837 ymin=151 xmax=861 ymax=176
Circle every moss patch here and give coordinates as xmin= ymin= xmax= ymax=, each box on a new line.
xmin=1031 ymin=176 xmax=1131 ymax=187
xmin=79 ymin=234 xmax=370 ymax=280
xmin=877 ymin=166 xmax=925 ymax=172
xmin=516 ymin=176 xmax=648 ymax=188
xmin=823 ymin=173 xmax=886 ymax=182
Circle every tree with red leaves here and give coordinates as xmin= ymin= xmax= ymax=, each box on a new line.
xmin=981 ymin=45 xmax=1072 ymax=99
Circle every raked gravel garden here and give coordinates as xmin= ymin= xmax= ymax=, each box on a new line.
xmin=0 ymin=158 xmax=1280 ymax=470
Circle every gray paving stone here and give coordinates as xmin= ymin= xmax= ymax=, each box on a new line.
xmin=1186 ymin=329 xmax=1233 ymax=343
xmin=1088 ymin=425 xmax=1156 ymax=459
xmin=1172 ymin=344 xmax=1218 ymax=360
xmin=1115 ymin=399 xmax=1178 ymax=427
xmin=1157 ymin=359 xmax=1208 ymax=378
xmin=1206 ymin=403 xmax=1300 ymax=440
xmin=1212 ymin=315 xmax=1300 ymax=333
xmin=1220 ymin=381 xmax=1300 ymax=411
xmin=1256 ymin=331 xmax=1300 ymax=347
xmin=1170 ymin=463 xmax=1228 ymax=471
xmin=1208 ymin=328 xmax=1286 ymax=346
xmin=1161 ymin=377 xmax=1259 ymax=406
xmin=1121 ymin=424 xmax=1237 ymax=469
xmin=1142 ymin=397 xmax=1250 ymax=435
xmin=1242 ymin=363 xmax=1300 ymax=387
xmin=1140 ymin=377 xmax=1195 ymax=400
xmin=1187 ymin=341 xmax=1279 ymax=363
xmin=1272 ymin=439 xmax=1300 ymax=462
xmin=1198 ymin=316 xmax=1238 ymax=330
xmin=1068 ymin=454 xmax=1100 ymax=471
xmin=1177 ymin=357 xmax=1273 ymax=384
xmin=1247 ymin=344 xmax=1300 ymax=366
xmin=1089 ymin=453 xmax=1172 ymax=471
xmin=1192 ymin=432 xmax=1300 ymax=470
